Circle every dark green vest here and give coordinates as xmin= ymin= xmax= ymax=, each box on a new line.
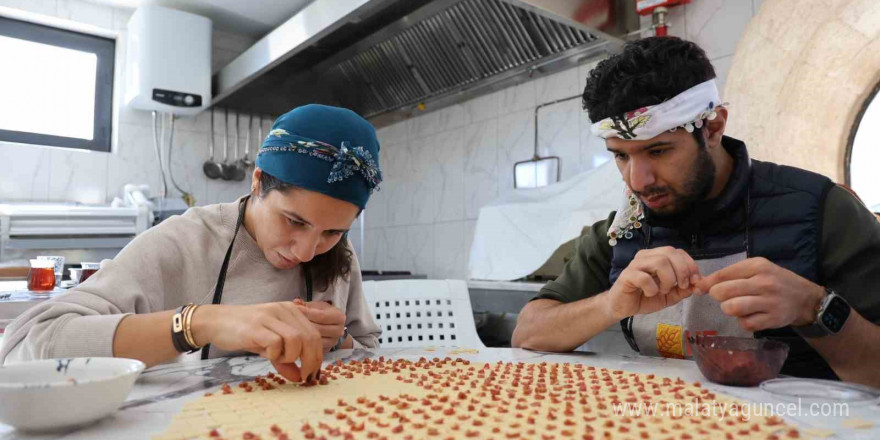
xmin=609 ymin=137 xmax=836 ymax=379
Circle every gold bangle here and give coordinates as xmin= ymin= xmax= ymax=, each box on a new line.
xmin=184 ymin=304 xmax=199 ymax=349
xmin=180 ymin=304 xmax=194 ymax=348
xmin=189 ymin=305 xmax=202 ymax=348
xmin=183 ymin=304 xmax=201 ymax=349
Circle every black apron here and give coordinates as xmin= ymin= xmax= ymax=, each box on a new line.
xmin=201 ymin=195 xmax=312 ymax=359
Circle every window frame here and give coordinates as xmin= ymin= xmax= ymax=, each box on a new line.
xmin=845 ymin=79 xmax=880 ymax=212
xmin=0 ymin=15 xmax=115 ymax=152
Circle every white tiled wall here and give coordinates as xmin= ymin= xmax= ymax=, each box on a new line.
xmin=360 ymin=0 xmax=759 ymax=280
xmin=0 ymin=0 xmax=261 ymax=206
xmin=640 ymin=0 xmax=766 ymax=94
xmin=358 ymin=64 xmax=610 ymax=280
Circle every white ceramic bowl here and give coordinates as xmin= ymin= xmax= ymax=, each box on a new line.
xmin=0 ymin=357 xmax=145 ymax=432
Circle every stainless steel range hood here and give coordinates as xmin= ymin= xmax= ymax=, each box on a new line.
xmin=212 ymin=0 xmax=638 ymax=126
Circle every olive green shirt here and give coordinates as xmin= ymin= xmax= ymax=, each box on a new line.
xmin=534 ymin=185 xmax=880 ymax=324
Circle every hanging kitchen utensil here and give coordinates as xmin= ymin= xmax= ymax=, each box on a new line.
xmin=221 ymin=108 xmax=236 ymax=181
xmin=239 ymin=114 xmax=255 ymax=170
xmin=230 ymin=112 xmax=247 ymax=181
xmin=257 ymin=114 xmax=265 ymax=156
xmin=203 ymin=108 xmax=223 ymax=179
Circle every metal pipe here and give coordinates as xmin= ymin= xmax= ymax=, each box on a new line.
xmin=652 ymin=7 xmax=669 ymax=36
xmin=533 ymin=93 xmax=583 ymax=156
xmin=520 ymin=93 xmax=582 ymax=188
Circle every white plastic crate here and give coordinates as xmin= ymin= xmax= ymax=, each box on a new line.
xmin=362 ymin=279 xmax=484 ymax=348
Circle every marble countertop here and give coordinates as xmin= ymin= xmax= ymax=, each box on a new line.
xmin=1 ymin=348 xmax=878 ymax=439
xmin=0 ymin=281 xmax=64 ymax=321
xmin=466 ymin=280 xmax=545 ymax=292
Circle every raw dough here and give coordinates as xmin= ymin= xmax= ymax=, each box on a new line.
xmin=156 ymin=357 xmax=799 ymax=440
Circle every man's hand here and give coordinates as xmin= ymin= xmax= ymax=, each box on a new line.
xmin=694 ymin=257 xmax=826 ymax=332
xmin=293 ymin=299 xmax=347 ymax=352
xmin=606 ymin=246 xmax=702 ymax=320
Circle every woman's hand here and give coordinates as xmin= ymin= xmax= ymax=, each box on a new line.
xmin=191 ymin=302 xmax=323 ymax=382
xmin=293 ymin=299 xmax=347 ymax=353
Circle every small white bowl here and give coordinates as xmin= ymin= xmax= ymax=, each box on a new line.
xmin=0 ymin=357 xmax=145 ymax=432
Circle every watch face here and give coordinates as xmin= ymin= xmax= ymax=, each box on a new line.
xmin=821 ymin=296 xmax=851 ymax=333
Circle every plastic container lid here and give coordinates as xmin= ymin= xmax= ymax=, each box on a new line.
xmin=760 ymin=378 xmax=880 ymax=403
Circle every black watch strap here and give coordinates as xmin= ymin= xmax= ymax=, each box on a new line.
xmin=794 ymin=319 xmax=828 ymax=338
xmin=171 ymin=305 xmax=197 ymax=353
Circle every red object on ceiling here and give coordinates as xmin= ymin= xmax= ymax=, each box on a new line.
xmin=636 ymin=0 xmax=692 ymax=15
xmin=573 ymin=0 xmax=616 ymax=33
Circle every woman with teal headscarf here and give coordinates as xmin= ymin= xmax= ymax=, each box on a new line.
xmin=1 ymin=105 xmax=383 ymax=382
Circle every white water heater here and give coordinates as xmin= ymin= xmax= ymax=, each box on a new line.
xmin=124 ymin=5 xmax=211 ymax=116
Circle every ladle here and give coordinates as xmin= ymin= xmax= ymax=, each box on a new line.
xmin=202 ymin=108 xmax=223 ymax=179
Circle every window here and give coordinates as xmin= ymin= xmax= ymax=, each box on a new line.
xmin=0 ymin=16 xmax=114 ymax=152
xmin=514 ymin=157 xmax=560 ymax=189
xmin=847 ymin=82 xmax=880 ymax=213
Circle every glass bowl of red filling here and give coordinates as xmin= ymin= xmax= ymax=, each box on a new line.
xmin=689 ymin=335 xmax=789 ymax=387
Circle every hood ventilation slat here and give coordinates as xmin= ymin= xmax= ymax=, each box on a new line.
xmin=328 ymin=0 xmax=599 ymax=118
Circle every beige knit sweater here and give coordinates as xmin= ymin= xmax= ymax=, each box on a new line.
xmin=0 ymin=199 xmax=380 ymax=364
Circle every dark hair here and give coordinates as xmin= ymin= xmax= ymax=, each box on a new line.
xmin=258 ymin=171 xmax=355 ymax=292
xmin=582 ymin=36 xmax=715 ymax=146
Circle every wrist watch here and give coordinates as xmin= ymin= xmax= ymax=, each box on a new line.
xmin=794 ymin=288 xmax=851 ymax=338
xmin=331 ymin=327 xmax=349 ymax=352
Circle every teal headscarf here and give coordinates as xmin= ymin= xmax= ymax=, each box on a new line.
xmin=255 ymin=104 xmax=382 ymax=209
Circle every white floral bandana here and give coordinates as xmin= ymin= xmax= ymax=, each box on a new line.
xmin=608 ymin=188 xmax=644 ymax=246
xmin=590 ymin=80 xmax=726 ymax=141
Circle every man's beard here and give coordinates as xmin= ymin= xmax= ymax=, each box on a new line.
xmin=635 ymin=147 xmax=716 ymax=218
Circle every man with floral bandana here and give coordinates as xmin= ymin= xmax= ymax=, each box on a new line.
xmin=512 ymin=37 xmax=880 ymax=386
